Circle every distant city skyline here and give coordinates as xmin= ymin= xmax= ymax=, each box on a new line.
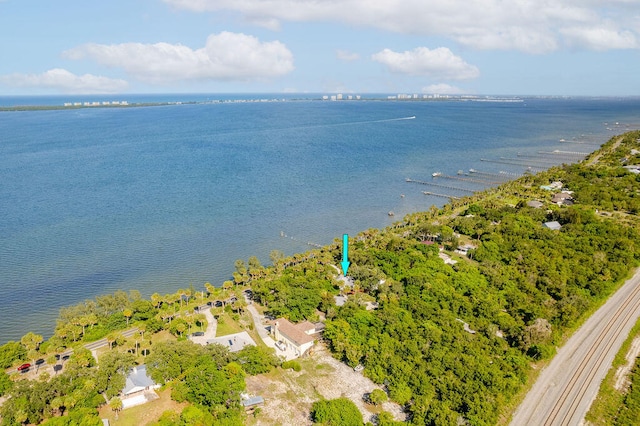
xmin=1 ymin=0 xmax=639 ymax=96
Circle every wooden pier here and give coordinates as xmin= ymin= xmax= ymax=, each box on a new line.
xmin=468 ymin=169 xmax=521 ymax=179
xmin=480 ymin=158 xmax=546 ymax=169
xmin=433 ymin=174 xmax=499 ymax=185
xmin=515 ymin=153 xmax=568 ymax=163
xmin=559 ymin=139 xmax=601 ymax=146
xmin=538 ymin=150 xmax=589 ymax=157
xmin=500 ymin=157 xmax=562 ymax=167
xmin=406 ymin=178 xmax=476 ymax=193
xmin=280 ymin=231 xmax=323 ymax=248
xmin=423 ymin=191 xmax=460 ymax=200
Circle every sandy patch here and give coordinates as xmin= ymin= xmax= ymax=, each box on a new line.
xmin=245 ymin=344 xmax=406 ymax=426
xmin=614 ymin=336 xmax=640 ymax=392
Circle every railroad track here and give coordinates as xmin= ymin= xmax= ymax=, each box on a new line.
xmin=511 ymin=269 xmax=640 ymax=425
xmin=544 ymin=283 xmax=640 ymax=425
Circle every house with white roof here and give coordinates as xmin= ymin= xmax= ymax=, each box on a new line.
xmin=207 ymin=331 xmax=256 ymax=353
xmin=543 ymin=221 xmax=562 ymax=231
xmin=121 ymin=365 xmax=160 ymax=409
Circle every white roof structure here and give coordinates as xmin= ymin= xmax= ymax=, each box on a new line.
xmin=543 ymin=221 xmax=562 ymax=231
xmin=123 ymin=365 xmax=156 ymax=396
xmin=207 ymin=331 xmax=256 ymax=353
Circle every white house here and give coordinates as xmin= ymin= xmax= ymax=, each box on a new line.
xmin=272 ymin=318 xmax=316 ymax=358
xmin=121 ymin=365 xmax=160 ymax=409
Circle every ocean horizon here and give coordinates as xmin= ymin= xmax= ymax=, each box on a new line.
xmin=1 ymin=94 xmax=639 ymax=344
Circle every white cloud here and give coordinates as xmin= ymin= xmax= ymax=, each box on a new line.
xmin=336 ymin=49 xmax=360 ymax=61
xmin=561 ymin=26 xmax=638 ymax=50
xmin=162 ymin=0 xmax=640 ymax=53
xmin=372 ymin=47 xmax=479 ymax=80
xmin=0 ymin=68 xmax=128 ymax=93
xmin=422 ymin=83 xmax=466 ymax=95
xmin=64 ymin=32 xmax=294 ymax=84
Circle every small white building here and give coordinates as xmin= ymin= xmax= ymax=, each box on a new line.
xmin=207 ymin=331 xmax=256 ymax=353
xmin=543 ymin=221 xmax=562 ymax=231
xmin=121 ymin=365 xmax=160 ymax=409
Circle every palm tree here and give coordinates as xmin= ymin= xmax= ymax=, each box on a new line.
xmin=176 ymin=289 xmax=186 ymax=308
xmin=105 ymin=333 xmax=117 ymax=350
xmin=109 ymin=397 xmax=123 ymax=419
xmin=21 ymin=332 xmax=43 ymax=370
xmin=21 ymin=331 xmax=43 ymax=352
xmin=204 ymin=282 xmax=216 ymax=298
xmin=222 ymin=280 xmax=233 ymax=292
xmin=123 ymin=308 xmax=133 ymax=326
xmin=194 ymin=313 xmax=206 ymax=331
xmin=234 ymin=296 xmax=248 ymax=315
xmin=151 ymin=292 xmax=162 ymax=309
xmin=50 ymin=396 xmax=64 ymax=417
xmin=163 ymin=294 xmax=176 ymax=315
xmin=77 ymin=314 xmax=95 ymax=337
xmin=184 ymin=315 xmax=195 ymax=334
xmin=175 ymin=322 xmax=186 ymax=337
xmin=184 ymin=288 xmax=192 ymax=307
xmin=138 ymin=323 xmax=147 ymax=341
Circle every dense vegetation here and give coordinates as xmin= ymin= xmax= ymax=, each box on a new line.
xmin=250 ymin=131 xmax=640 ymax=424
xmin=1 ymin=131 xmax=638 ymax=425
xmin=311 ymin=398 xmax=363 ymax=425
xmin=614 ymin=361 xmax=640 ymax=425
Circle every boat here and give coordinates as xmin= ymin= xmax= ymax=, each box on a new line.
xmin=432 ymin=172 xmax=441 ymax=177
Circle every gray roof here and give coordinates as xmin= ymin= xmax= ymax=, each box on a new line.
xmin=527 ymin=200 xmax=544 ymax=208
xmin=543 ymin=221 xmax=562 ymax=230
xmin=207 ymin=331 xmax=256 ymax=353
xmin=241 ymin=396 xmax=265 ymax=407
xmin=123 ymin=365 xmax=155 ymax=395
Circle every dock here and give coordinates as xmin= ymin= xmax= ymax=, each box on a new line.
xmin=406 ymin=178 xmax=476 ymax=193
xmin=538 ymin=150 xmax=589 ymax=157
xmin=559 ymin=139 xmax=601 ymax=146
xmin=480 ymin=158 xmax=546 ymax=170
xmin=468 ymin=169 xmax=521 ymax=179
xmin=515 ymin=153 xmax=568 ymax=163
xmin=423 ymin=191 xmax=460 ymax=200
xmin=433 ymin=174 xmax=499 ymax=185
xmin=280 ymin=231 xmax=323 ymax=248
xmin=500 ymin=157 xmax=562 ymax=167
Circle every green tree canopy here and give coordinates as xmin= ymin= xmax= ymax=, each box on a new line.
xmin=311 ymin=398 xmax=363 ymax=426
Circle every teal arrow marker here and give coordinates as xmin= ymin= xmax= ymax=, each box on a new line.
xmin=341 ymin=234 xmax=350 ymax=276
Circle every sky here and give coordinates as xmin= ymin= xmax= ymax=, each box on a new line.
xmin=1 ymin=0 xmax=639 ymax=96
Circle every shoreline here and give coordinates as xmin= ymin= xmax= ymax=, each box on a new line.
xmin=2 ymin=130 xmax=639 ymax=425
xmin=1 ymin=98 xmax=635 ymax=344
xmin=0 ymin=94 xmax=533 ymax=112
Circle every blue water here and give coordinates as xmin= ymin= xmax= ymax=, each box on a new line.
xmin=1 ymin=95 xmax=639 ymax=343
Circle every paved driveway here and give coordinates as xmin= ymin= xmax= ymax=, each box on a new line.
xmin=189 ymin=306 xmax=217 ymax=345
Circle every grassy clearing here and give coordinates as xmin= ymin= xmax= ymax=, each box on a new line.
xmin=585 ymin=317 xmax=640 ymax=425
xmin=98 ymin=388 xmax=187 ymax=426
xmin=215 ymin=312 xmax=244 ymax=337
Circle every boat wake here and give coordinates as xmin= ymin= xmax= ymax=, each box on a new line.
xmin=370 ymin=116 xmax=416 ymax=123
